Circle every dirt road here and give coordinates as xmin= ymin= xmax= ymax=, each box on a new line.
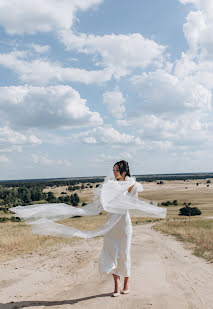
xmin=0 ymin=222 xmax=212 ymax=309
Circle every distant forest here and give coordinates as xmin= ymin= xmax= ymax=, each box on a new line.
xmin=0 ymin=172 xmax=212 ymax=210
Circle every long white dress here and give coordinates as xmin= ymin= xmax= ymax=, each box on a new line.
xmin=98 ymin=184 xmax=137 ymax=277
xmin=9 ymin=176 xmax=167 ymax=278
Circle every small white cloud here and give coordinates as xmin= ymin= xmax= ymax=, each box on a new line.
xmin=32 ymin=154 xmax=71 ymax=167
xmin=31 ymin=44 xmax=50 ymax=54
xmin=0 ymin=126 xmax=42 ymax=149
xmin=103 ymin=89 xmax=126 ymax=119
xmin=93 ymin=152 xmax=133 ymax=162
xmin=72 ymin=126 xmax=142 ymax=145
xmin=0 ymin=154 xmax=9 ymax=163
xmin=83 ymin=137 xmax=97 ymax=144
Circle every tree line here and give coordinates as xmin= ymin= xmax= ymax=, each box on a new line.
xmin=0 ymin=185 xmax=80 ymax=209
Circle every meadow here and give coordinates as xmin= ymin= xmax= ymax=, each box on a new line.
xmin=0 ymin=178 xmax=212 ymax=263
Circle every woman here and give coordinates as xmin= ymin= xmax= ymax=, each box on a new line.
xmin=99 ymin=160 xmax=136 ymax=296
xmin=9 ymin=160 xmax=167 ymax=297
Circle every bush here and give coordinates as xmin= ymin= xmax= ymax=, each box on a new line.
xmin=157 ymin=181 xmax=164 ymax=184
xmin=0 ymin=217 xmax=10 ymax=222
xmin=10 ymin=216 xmax=21 ymax=222
xmin=179 ymin=204 xmax=202 ymax=216
xmin=161 ymin=200 xmax=172 ymax=206
xmin=82 ymin=202 xmax=87 ymax=206
xmin=207 ymin=180 xmax=211 ymax=184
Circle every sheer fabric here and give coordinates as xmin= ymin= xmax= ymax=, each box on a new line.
xmin=9 ymin=175 xmax=167 ymax=239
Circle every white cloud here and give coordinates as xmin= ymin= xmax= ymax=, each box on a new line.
xmin=0 ymin=51 xmax=113 ymax=85
xmin=126 ymin=111 xmax=212 ymax=153
xmin=180 ymin=0 xmax=213 ymax=61
xmin=0 ymin=145 xmax=22 ymax=153
xmin=0 ymin=85 xmax=103 ymax=129
xmin=32 ymin=154 xmax=71 ymax=167
xmin=103 ymin=89 xmax=126 ymax=119
xmin=31 ymin=44 xmax=50 ymax=54
xmin=0 ymin=126 xmax=42 ymax=150
xmin=0 ymin=0 xmax=102 ymax=34
xmin=93 ymin=152 xmax=133 ymax=162
xmin=0 ymin=154 xmax=9 ymax=163
xmin=60 ymin=32 xmax=166 ymax=78
xmin=71 ymin=126 xmax=142 ymax=145
xmin=131 ymin=70 xmax=211 ymax=115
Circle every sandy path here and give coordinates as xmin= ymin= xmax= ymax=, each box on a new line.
xmin=0 ymin=222 xmax=213 ymax=309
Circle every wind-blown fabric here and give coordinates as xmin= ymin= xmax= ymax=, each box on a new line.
xmin=9 ymin=175 xmax=167 ymax=239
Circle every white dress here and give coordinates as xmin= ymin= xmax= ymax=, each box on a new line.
xmin=9 ymin=176 xmax=167 ymax=279
xmin=98 ymin=184 xmax=138 ymax=277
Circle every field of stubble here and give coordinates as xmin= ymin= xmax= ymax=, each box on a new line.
xmin=0 ymin=178 xmax=212 ymax=263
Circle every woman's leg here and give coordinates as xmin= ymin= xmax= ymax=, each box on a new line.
xmin=112 ymin=273 xmax=121 ymax=293
xmin=123 ymin=276 xmax=129 ymax=291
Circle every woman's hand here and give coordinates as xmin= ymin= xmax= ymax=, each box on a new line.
xmin=128 ymin=184 xmax=134 ymax=193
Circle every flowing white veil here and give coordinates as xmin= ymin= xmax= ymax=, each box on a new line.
xmin=9 ymin=167 xmax=167 ymax=239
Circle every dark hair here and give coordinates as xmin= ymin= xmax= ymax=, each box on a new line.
xmin=113 ymin=160 xmax=131 ymax=178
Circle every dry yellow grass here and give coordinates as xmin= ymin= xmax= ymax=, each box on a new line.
xmin=0 ymin=178 xmax=212 ymax=263
xmin=153 ymin=218 xmax=213 ymax=262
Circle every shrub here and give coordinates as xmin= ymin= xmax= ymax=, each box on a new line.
xmin=179 ymin=204 xmax=202 ymax=216
xmin=82 ymin=202 xmax=87 ymax=206
xmin=0 ymin=217 xmax=10 ymax=222
xmin=161 ymin=201 xmax=172 ymax=206
xmin=10 ymin=216 xmax=21 ymax=222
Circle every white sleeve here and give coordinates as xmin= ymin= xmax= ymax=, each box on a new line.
xmin=129 ymin=181 xmax=143 ymax=198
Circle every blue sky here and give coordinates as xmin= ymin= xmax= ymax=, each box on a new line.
xmin=0 ymin=0 xmax=212 ymax=180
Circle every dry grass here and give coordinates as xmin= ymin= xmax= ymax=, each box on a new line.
xmin=153 ymin=218 xmax=213 ymax=262
xmin=0 ymin=178 xmax=212 ymax=263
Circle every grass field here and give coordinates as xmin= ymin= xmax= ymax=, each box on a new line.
xmin=0 ymin=178 xmax=212 ymax=263
xmin=153 ymin=219 xmax=213 ymax=262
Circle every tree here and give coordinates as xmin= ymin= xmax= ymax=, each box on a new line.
xmin=46 ymin=192 xmax=56 ymax=203
xmin=179 ymin=202 xmax=201 ymax=217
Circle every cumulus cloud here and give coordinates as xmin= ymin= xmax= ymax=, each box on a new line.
xmin=71 ymin=126 xmax=142 ymax=145
xmin=0 ymin=50 xmax=113 ymax=85
xmin=131 ymin=70 xmax=211 ymax=115
xmin=103 ymin=89 xmax=126 ymax=119
xmin=0 ymin=0 xmax=102 ymax=34
xmin=0 ymin=126 xmax=42 ymax=149
xmin=0 ymin=85 xmax=103 ymax=129
xmin=32 ymin=154 xmax=71 ymax=166
xmin=126 ymin=111 xmax=212 ymax=153
xmin=60 ymin=32 xmax=166 ymax=78
xmin=179 ymin=0 xmax=213 ymax=61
